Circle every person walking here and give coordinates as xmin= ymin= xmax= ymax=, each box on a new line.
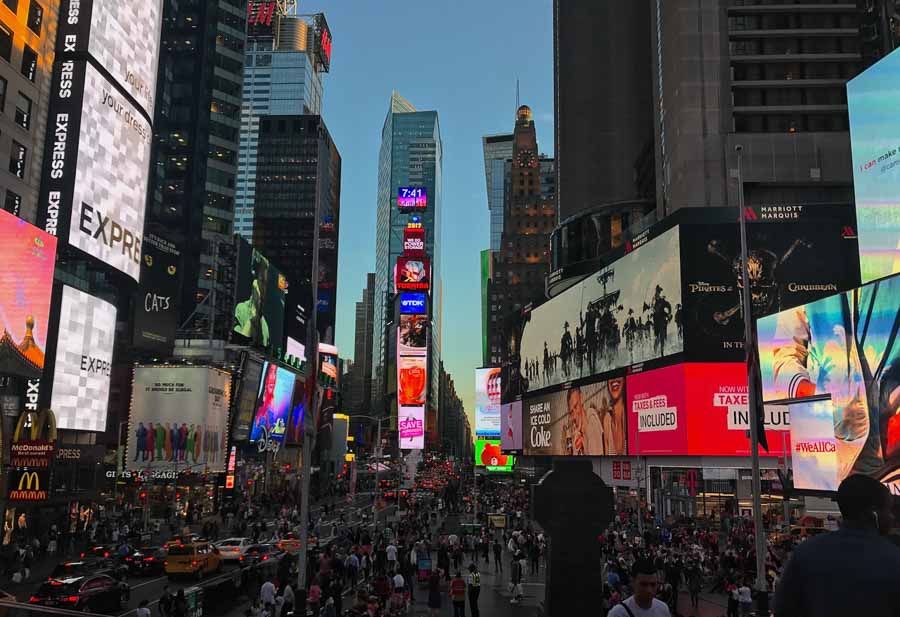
xmin=607 ymin=559 xmax=671 ymax=617
xmin=492 ymin=539 xmax=502 ymax=574
xmin=467 ymin=563 xmax=481 ymax=617
xmin=774 ymin=474 xmax=900 ymax=617
xmin=737 ymin=580 xmax=752 ymax=616
xmin=427 ymin=569 xmax=442 ymax=617
xmin=260 ymin=579 xmax=276 ymax=614
xmin=449 ymin=571 xmax=466 ymax=617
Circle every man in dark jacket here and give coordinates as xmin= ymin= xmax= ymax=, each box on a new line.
xmin=774 ymin=474 xmax=900 ymax=616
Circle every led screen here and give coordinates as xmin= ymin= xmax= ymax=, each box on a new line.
xmin=232 ymin=356 xmax=263 ymax=442
xmin=397 ymin=356 xmax=427 ymax=407
xmin=475 ymin=368 xmax=501 ymax=437
xmin=757 ymin=273 xmax=900 ymax=492
xmin=132 ymin=233 xmax=179 ymax=353
xmin=398 ymin=315 xmax=427 ymax=355
xmin=127 ymin=366 xmax=231 ymax=472
xmin=500 ymin=400 xmax=523 ymax=451
xmin=475 ymin=439 xmax=514 ymax=472
xmin=398 ymin=406 xmax=425 ymax=450
xmin=50 ymin=286 xmax=117 ymax=431
xmin=396 ymin=257 xmax=430 ymax=291
xmin=57 ymin=0 xmax=163 ymax=118
xmin=250 ymin=362 xmax=296 ymax=443
xmin=399 ymin=292 xmax=427 ymax=315
xmin=397 ymin=186 xmax=427 ymax=211
xmin=848 ymin=47 xmax=900 ymax=283
xmin=523 ymin=376 xmax=626 ymax=457
xmin=514 ymin=226 xmax=681 ymax=397
xmin=0 ymin=210 xmax=57 ymax=375
xmin=788 ymin=398 xmax=842 ymax=492
xmin=233 ymin=238 xmax=288 ymax=352
xmin=403 ymin=227 xmax=426 ymax=255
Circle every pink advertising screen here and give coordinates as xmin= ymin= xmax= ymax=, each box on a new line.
xmin=627 ymin=365 xmax=688 ymax=455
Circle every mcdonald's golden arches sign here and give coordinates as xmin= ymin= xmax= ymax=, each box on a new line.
xmin=7 ymin=469 xmax=49 ymax=501
xmin=10 ymin=409 xmax=57 ymax=469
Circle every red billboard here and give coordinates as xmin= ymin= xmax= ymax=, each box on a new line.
xmin=403 ymin=227 xmax=426 ymax=256
xmin=395 ymin=257 xmax=430 ymax=291
xmin=627 ymin=363 xmax=790 ymax=456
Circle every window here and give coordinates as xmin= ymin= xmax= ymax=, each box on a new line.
xmin=26 ymin=0 xmax=41 ymax=34
xmin=3 ymin=0 xmax=17 ymax=12
xmin=3 ymin=189 xmax=20 ymax=215
xmin=21 ymin=45 xmax=37 ymax=81
xmin=0 ymin=25 xmax=11 ymax=62
xmin=14 ymin=92 xmax=30 ymax=129
xmin=9 ymin=140 xmax=25 ymax=177
xmin=0 ymin=77 xmax=6 ymax=113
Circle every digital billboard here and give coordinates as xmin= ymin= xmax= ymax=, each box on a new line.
xmin=848 ymin=46 xmax=900 ymax=283
xmin=399 ymin=292 xmax=427 ymax=315
xmin=398 ymin=407 xmax=425 ymax=450
xmin=626 ymin=363 xmax=789 ymax=457
xmin=680 ymin=206 xmax=860 ymax=362
xmin=397 ymin=186 xmax=427 ymax=211
xmin=0 ymin=210 xmax=57 ymax=375
xmin=56 ymin=0 xmax=164 ymax=118
xmin=397 ymin=356 xmax=427 ymax=407
xmin=132 ymin=233 xmax=179 ymax=353
xmin=523 ymin=376 xmax=626 ymax=457
xmin=787 ymin=398 xmax=841 ymax=492
xmin=233 ymin=238 xmax=288 ymax=352
xmin=396 ymin=257 xmax=430 ymax=291
xmin=38 ymin=60 xmax=152 ymax=281
xmin=231 ymin=355 xmax=263 ymax=442
xmin=403 ymin=227 xmax=426 ymax=256
xmin=475 ymin=439 xmax=514 ymax=472
xmin=250 ymin=362 xmax=296 ymax=443
xmin=500 ymin=400 xmax=523 ymax=451
xmin=127 ymin=366 xmax=231 ymax=472
xmin=757 ymin=273 xmax=900 ymax=492
xmin=475 ymin=368 xmax=501 ymax=437
xmin=50 ymin=286 xmax=117 ymax=431
xmin=515 ymin=226 xmax=682 ymax=396
xmin=398 ymin=315 xmax=427 ymax=355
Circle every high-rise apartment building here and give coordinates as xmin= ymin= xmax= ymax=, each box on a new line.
xmin=652 ymin=1 xmax=864 ymax=215
xmin=485 ymin=106 xmax=555 ymax=367
xmin=234 ymin=10 xmax=326 ymax=240
xmin=371 ymin=92 xmax=442 ymax=423
xmin=0 ymin=0 xmax=58 ymax=222
xmin=146 ymin=0 xmax=247 ymax=340
xmin=482 ymin=134 xmax=514 ymax=251
xmin=251 ymin=114 xmax=341 ymax=344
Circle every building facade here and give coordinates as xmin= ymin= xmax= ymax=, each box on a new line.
xmin=485 ymin=106 xmax=555 ymax=367
xmin=371 ymin=92 xmax=442 ymax=424
xmin=482 ymin=133 xmax=514 ymax=252
xmin=251 ymin=114 xmax=341 ymax=344
xmin=146 ymin=0 xmax=247 ymax=340
xmin=0 ymin=0 xmax=58 ymax=222
xmin=234 ymin=12 xmax=325 ymax=240
xmin=348 ymin=272 xmax=375 ymax=414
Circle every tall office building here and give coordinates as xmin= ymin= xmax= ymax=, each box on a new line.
xmin=251 ymin=114 xmax=341 ymax=344
xmin=652 ymin=1 xmax=863 ymax=215
xmin=234 ymin=10 xmax=326 ymax=240
xmin=146 ymin=0 xmax=247 ymax=340
xmin=485 ymin=106 xmax=556 ymax=367
xmin=0 ymin=0 xmax=58 ymax=222
xmin=482 ymin=134 xmax=514 ymax=251
xmin=348 ymin=272 xmax=375 ymax=413
xmin=371 ymin=91 xmax=442 ymax=423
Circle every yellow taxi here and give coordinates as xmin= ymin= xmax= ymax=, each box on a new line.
xmin=276 ymin=532 xmax=302 ymax=554
xmin=164 ymin=541 xmax=222 ymax=579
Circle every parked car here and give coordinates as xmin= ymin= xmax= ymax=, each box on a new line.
xmin=164 ymin=541 xmax=222 ymax=580
xmin=30 ymin=574 xmax=129 ymax=612
xmin=215 ymin=537 xmax=253 ymax=562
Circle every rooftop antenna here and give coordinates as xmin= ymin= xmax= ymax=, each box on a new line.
xmin=516 ymin=78 xmax=520 ymax=110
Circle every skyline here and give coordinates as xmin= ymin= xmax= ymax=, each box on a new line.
xmin=305 ymin=0 xmax=554 ymax=425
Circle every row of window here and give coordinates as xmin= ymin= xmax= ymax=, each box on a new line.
xmin=0 ymin=78 xmax=31 ymax=129
xmin=733 ymin=86 xmax=846 ymax=106
xmin=2 ymin=0 xmax=43 ymax=35
xmin=729 ymin=36 xmax=858 ymax=56
xmin=732 ymin=60 xmax=859 ymax=81
xmin=728 ymin=11 xmax=856 ymax=32
xmin=734 ymin=113 xmax=849 ymax=132
xmin=0 ymin=24 xmax=38 ymax=82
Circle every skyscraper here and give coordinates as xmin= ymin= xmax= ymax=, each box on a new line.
xmin=349 ymin=272 xmax=375 ymax=413
xmin=234 ymin=9 xmax=326 ymax=240
xmin=146 ymin=0 xmax=247 ymax=340
xmin=371 ymin=92 xmax=442 ymax=424
xmin=482 ymin=134 xmax=514 ymax=251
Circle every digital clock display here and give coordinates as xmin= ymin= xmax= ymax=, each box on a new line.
xmin=397 ymin=186 xmax=427 ymax=211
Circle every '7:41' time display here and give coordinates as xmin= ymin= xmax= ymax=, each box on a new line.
xmin=397 ymin=186 xmax=427 ymax=211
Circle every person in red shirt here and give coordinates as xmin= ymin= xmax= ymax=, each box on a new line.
xmin=449 ymin=572 xmax=466 ymax=617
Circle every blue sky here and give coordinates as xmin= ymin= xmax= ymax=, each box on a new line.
xmin=302 ymin=1 xmax=554 ymax=425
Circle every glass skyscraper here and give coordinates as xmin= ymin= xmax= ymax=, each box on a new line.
xmin=482 ymin=134 xmax=513 ymax=251
xmin=372 ymin=92 xmax=443 ymax=421
xmin=234 ymin=15 xmax=325 ymax=240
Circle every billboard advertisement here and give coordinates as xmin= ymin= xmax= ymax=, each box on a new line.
xmin=475 ymin=439 xmax=514 ymax=472
xmin=56 ymin=0 xmax=164 ymax=118
xmin=399 ymin=292 xmax=427 ymax=315
xmin=475 ymin=367 xmax=501 ymax=437
xmin=232 ymin=238 xmax=288 ymax=352
xmin=397 ymin=186 xmax=427 ymax=211
xmin=396 ymin=257 xmax=430 ymax=292
xmin=250 ymin=362 xmax=296 ymax=443
xmin=38 ymin=60 xmax=152 ymax=281
xmin=757 ymin=273 xmax=900 ymax=492
xmin=398 ymin=315 xmax=427 ymax=355
xmin=127 ymin=366 xmax=231 ymax=472
xmin=627 ymin=363 xmax=790 ymax=456
xmin=500 ymin=400 xmax=523 ymax=451
xmin=50 ymin=286 xmax=117 ymax=431
xmin=523 ymin=376 xmax=626 ymax=457
xmin=403 ymin=227 xmax=426 ymax=256
xmin=231 ymin=355 xmax=263 ymax=442
xmin=848 ymin=47 xmax=900 ymax=284
xmin=680 ymin=206 xmax=860 ymax=361
xmin=787 ymin=398 xmax=841 ymax=491
xmin=397 ymin=356 xmax=427 ymax=407
xmin=515 ymin=226 xmax=682 ymax=396
xmin=398 ymin=406 xmax=425 ymax=449
xmin=132 ymin=233 xmax=180 ymax=353
xmin=0 ymin=210 xmax=57 ymax=376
